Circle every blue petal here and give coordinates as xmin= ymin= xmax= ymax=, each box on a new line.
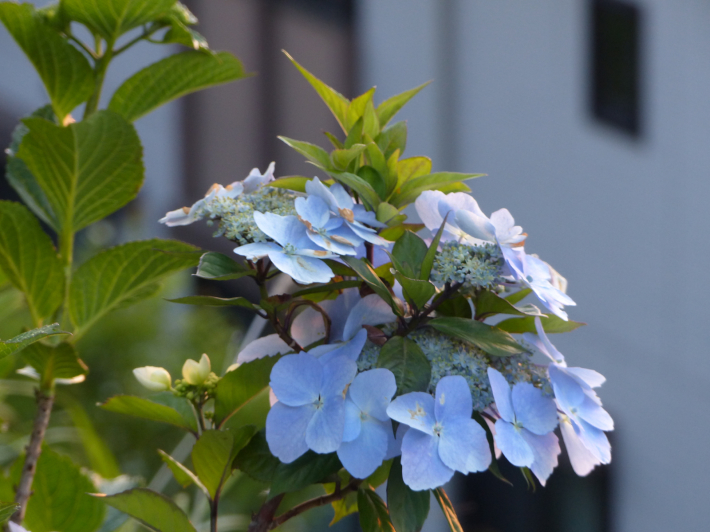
xmin=266 ymin=402 xmax=313 ymax=463
xmin=435 ymin=375 xmax=472 ymax=424
xmin=306 ymin=396 xmax=346 ymax=453
xmin=342 ymin=294 xmax=397 ymax=341
xmin=549 ymin=365 xmax=586 ymax=412
xmin=401 ymin=429 xmax=454 ymax=491
xmin=270 ymin=353 xmax=322 ymax=407
xmin=306 ymin=177 xmax=340 ymax=212
xmin=455 ymin=209 xmax=496 ymax=242
xmin=338 ymin=418 xmax=389 ymax=479
xmin=321 ymin=357 xmax=357 ymax=397
xmin=438 ymin=417 xmax=490 ymax=474
xmin=566 ymin=367 xmax=606 ymax=388
xmin=237 ymin=334 xmax=290 ymax=364
xmin=520 ymin=429 xmax=560 ymax=486
xmin=233 ymin=242 xmax=281 ymax=260
xmin=577 ymin=393 xmax=614 ymax=431
xmin=533 ymin=317 xmax=566 ymax=363
xmin=386 ymin=392 xmax=436 ymax=434
xmin=329 ymin=182 xmax=354 ymax=210
xmin=295 ymin=195 xmax=331 ymax=229
xmin=348 ymin=368 xmax=397 ymax=422
xmin=268 ymin=252 xmax=334 ymax=285
xmin=306 ymin=231 xmax=358 ymax=256
xmin=511 ymin=382 xmax=558 ymax=435
xmin=347 ymin=221 xmax=391 ymax=246
xmin=385 ymin=423 xmax=408 ymax=460
xmin=494 ymin=419 xmax=534 ymax=467
xmin=342 ymin=399 xmax=362 ymax=442
xmin=574 ymin=418 xmax=611 ymax=464
xmin=487 ymin=368 xmax=515 ymax=423
xmin=560 ymin=416 xmax=600 ymax=476
xmin=253 ymin=212 xmax=302 ymax=247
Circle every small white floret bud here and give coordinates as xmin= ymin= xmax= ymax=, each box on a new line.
xmin=133 ymin=366 xmax=172 ymax=391
xmin=182 ymin=354 xmax=211 ymax=385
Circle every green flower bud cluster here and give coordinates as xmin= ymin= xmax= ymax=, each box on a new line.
xmin=172 ymin=372 xmax=220 ymax=402
xmin=202 ymin=186 xmax=297 ymax=245
xmin=430 ymin=241 xmax=505 ymax=295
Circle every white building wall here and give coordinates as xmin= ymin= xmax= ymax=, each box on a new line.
xmin=358 ymin=2 xmax=710 ymax=531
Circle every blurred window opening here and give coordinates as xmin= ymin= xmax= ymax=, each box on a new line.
xmin=590 ymin=0 xmax=642 ymax=136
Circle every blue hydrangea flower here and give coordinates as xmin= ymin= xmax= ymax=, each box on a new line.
xmin=338 ymin=369 xmax=397 ymax=478
xmin=559 ymin=414 xmax=610 ymax=476
xmin=306 ymin=178 xmax=389 ymax=246
xmin=487 ymin=367 xmax=560 ymax=485
xmin=415 ymin=190 xmax=488 ymax=245
xmin=295 ymin=194 xmax=362 ymax=255
xmin=520 ymin=254 xmax=576 ymax=320
xmin=387 ymin=375 xmax=491 ymax=491
xmin=266 ymin=352 xmax=357 ymax=463
xmin=234 ymin=211 xmax=336 ymax=284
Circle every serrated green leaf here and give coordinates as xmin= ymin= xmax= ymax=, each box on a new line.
xmin=99 ymin=395 xmax=197 ymax=433
xmin=358 ymin=488 xmax=396 ymax=532
xmin=342 ymin=257 xmax=399 ymax=315
xmin=387 ymin=458 xmax=430 ymax=532
xmin=495 ymin=315 xmax=585 ymax=334
xmin=195 ymin=251 xmax=253 ymax=281
xmin=429 ymin=317 xmax=525 ymax=357
xmin=473 ymin=290 xmax=543 ymax=320
xmin=22 ymin=342 xmax=87 ymax=387
xmin=503 ymin=288 xmax=532 ymax=305
xmin=391 ymin=172 xmax=484 ymax=208
xmin=0 ymin=501 xmax=19 ymax=521
xmin=284 ymin=51 xmax=350 ymax=131
xmin=433 ymin=487 xmax=463 ymax=532
xmin=214 ymin=356 xmax=280 ymax=427
xmin=331 ymin=144 xmax=366 ymax=170
xmin=25 ymin=447 xmax=105 ymax=532
xmin=94 ymin=488 xmax=196 ymax=532
xmin=328 ymin=170 xmax=381 ymax=211
xmin=63 ymin=0 xmax=174 ymax=41
xmin=376 ymin=336 xmax=431 ymax=395
xmin=158 ymin=450 xmax=206 ymax=493
xmin=192 ymin=430 xmax=233 ymax=499
xmin=0 ymin=3 xmax=93 ymax=119
xmin=377 ymin=121 xmax=407 ymax=160
xmin=167 ymin=296 xmax=258 ymax=310
xmin=109 ymin=51 xmax=247 ymax=122
xmin=376 ymin=81 xmax=431 ymax=127
xmin=0 ymin=201 xmax=63 ymax=321
xmin=391 ymin=231 xmax=428 ymax=278
xmin=0 ymin=324 xmax=68 ymax=362
xmin=70 ymin=239 xmax=199 ymax=334
xmin=17 ymin=110 xmax=144 ymax=235
xmin=162 ymin=22 xmax=209 ymax=51
xmin=268 ymin=176 xmax=312 ymax=193
xmin=270 ymin=452 xmax=341 ymax=497
xmin=232 ymin=430 xmax=280 ymax=483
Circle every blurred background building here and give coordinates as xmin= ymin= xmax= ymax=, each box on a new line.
xmin=2 ymin=1 xmax=709 ymax=531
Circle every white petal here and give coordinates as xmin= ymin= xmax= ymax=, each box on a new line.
xmin=415 ymin=191 xmax=446 ymax=233
xmin=560 ymin=416 xmax=600 ymax=476
xmin=456 ymin=209 xmax=496 ymax=242
xmin=233 ymin=242 xmax=281 ymax=260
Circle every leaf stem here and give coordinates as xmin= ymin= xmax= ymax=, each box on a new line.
xmin=65 ymin=33 xmax=98 ymax=59
xmin=113 ymin=25 xmax=161 ymax=57
xmin=269 ymin=480 xmax=361 ymax=529
xmin=210 ymin=495 xmax=219 ymax=532
xmin=84 ymin=41 xmax=114 ymax=119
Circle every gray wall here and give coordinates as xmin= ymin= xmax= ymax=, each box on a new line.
xmin=358 ymin=1 xmax=710 ymax=531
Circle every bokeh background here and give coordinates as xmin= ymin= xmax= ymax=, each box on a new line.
xmin=2 ymin=1 xmax=709 ymax=531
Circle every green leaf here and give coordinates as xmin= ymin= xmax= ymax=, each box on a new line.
xmin=365 ymin=141 xmax=388 ymax=179
xmin=432 ymin=487 xmax=463 ymax=532
xmin=323 ymin=259 xmax=356 ymax=277
xmin=284 ymin=51 xmax=350 ymax=131
xmin=330 ymin=170 xmax=382 ymax=210
xmin=376 ymin=202 xmax=399 ymax=225
xmin=379 ymin=224 xmax=424 ymax=242
xmin=391 ymin=172 xmax=483 ymax=208
xmin=330 ymin=490 xmax=358 ymax=525
xmin=357 ymin=166 xmax=387 ymax=200
xmin=365 ymin=459 xmax=393 ymax=490
xmin=233 ymin=431 xmax=280 ymax=482
xmin=94 ymin=488 xmax=196 ymax=532
xmin=278 ymin=136 xmax=332 ymax=168
xmin=99 ymin=395 xmax=197 ymax=433
xmin=0 ymin=501 xmax=19 ymax=522
xmin=391 ymin=231 xmax=428 ymax=278
xmin=342 ymin=257 xmax=399 ymax=315
xmin=377 ymin=121 xmax=407 ymax=160
xmin=420 ymin=215 xmax=448 ymax=281
xmin=324 ymin=131 xmax=344 ymax=149
xmin=347 ymin=87 xmax=376 ymax=128
xmin=363 ymin=101 xmax=381 ymax=139
xmin=0 ymin=324 xmax=68 ymax=362
xmin=214 ymin=356 xmax=280 ymax=427
xmin=473 ymin=290 xmax=543 ymax=320
xmin=0 ymin=3 xmax=93 ymax=119
xmin=192 ymin=430 xmax=234 ymax=499
xmin=504 ymin=288 xmax=532 ymax=305
xmin=268 ymin=176 xmax=312 ymax=193
xmin=17 ymin=111 xmax=144 ymax=235
xmin=387 ymin=458 xmax=429 ymax=532
xmin=376 ymin=336 xmax=431 ymax=395
xmin=167 ymin=296 xmax=258 ymax=310
xmin=109 ymin=51 xmax=247 ymax=122
xmin=158 ymin=450 xmax=206 ymax=493
xmin=435 ymin=295 xmax=472 ymax=319
xmin=195 ymin=251 xmax=253 ymax=281
xmin=162 ymin=23 xmax=209 ymax=51
xmin=271 ymin=452 xmax=342 ymax=496
xmin=0 ymin=201 xmax=64 ymax=321
xmin=395 ymin=274 xmax=435 ymax=310
xmin=429 ymin=317 xmax=525 ymax=357
xmin=292 ymin=280 xmax=361 ymax=298
xmin=25 ymin=447 xmax=105 ymax=532
xmin=358 ymin=488 xmax=396 ymax=532
xmin=495 ymin=315 xmax=586 ymax=334
xmin=331 ymin=144 xmax=367 ymax=170
xmin=63 ymin=0 xmax=174 ymax=41
xmin=22 ymin=342 xmax=87 ymax=387
xmin=70 ymin=239 xmax=199 ymax=334
xmin=395 ymin=157 xmax=432 ymax=188
xmin=376 ymin=81 xmax=431 ymax=127
xmin=64 ymin=398 xmax=121 ymax=478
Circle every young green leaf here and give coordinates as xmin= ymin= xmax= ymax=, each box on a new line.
xmin=214 ymin=356 xmax=280 ymax=427
xmin=347 ymin=87 xmax=376 ymax=128
xmin=395 ymin=156 xmax=432 ymax=189
xmin=387 ymin=458 xmax=430 ymax=532
xmin=324 ymin=131 xmax=344 ymax=149
xmin=161 ymin=22 xmax=209 ymax=51
xmin=17 ymin=111 xmax=144 ymax=235
xmin=376 ymin=336 xmax=431 ymax=395
xmin=0 ymin=201 xmax=64 ymax=322
xmin=270 ymin=452 xmax=342 ymax=497
xmin=268 ymin=176 xmax=313 ymax=193
xmin=63 ymin=0 xmax=174 ymax=41
xmin=21 ymin=342 xmax=88 ymax=387
xmin=377 ymin=121 xmax=407 ymax=160
xmin=0 ymin=3 xmax=93 ymax=119
xmin=69 ymin=239 xmax=199 ymax=334
xmin=391 ymin=172 xmax=484 ymax=208
xmin=192 ymin=430 xmax=234 ymax=499
xmin=195 ymin=251 xmax=254 ymax=281
xmin=473 ymin=290 xmax=543 ymax=320
xmin=0 ymin=502 xmax=19 ymax=521
xmin=432 ymin=487 xmax=464 ymax=532
xmin=357 ymin=166 xmax=388 ymax=200
xmin=328 ymin=170 xmax=382 ymax=211
xmin=495 ymin=315 xmax=586 ymax=334
xmin=391 ymin=230 xmax=428 ymax=278
xmin=0 ymin=324 xmax=68 ymax=362
xmin=342 ymin=257 xmax=399 ymax=314
xmin=93 ymin=488 xmax=196 ymax=532
xmin=379 ymin=224 xmax=425 ymax=242
xmin=109 ymin=51 xmax=247 ymax=122
xmin=429 ymin=317 xmax=526 ymax=357
xmin=362 ymin=100 xmax=381 ymax=139
xmin=24 ymin=447 xmax=105 ymax=532
xmin=278 ymin=136 xmax=332 ymax=168
xmin=158 ymin=450 xmax=207 ymax=494
xmin=376 ymin=202 xmax=399 ymax=225
xmin=394 ymin=274 xmax=435 ymax=310
xmin=376 ymin=81 xmax=431 ymax=127
xmin=358 ymin=488 xmax=396 ymax=532
xmin=99 ymin=395 xmax=197 ymax=433
xmin=331 ymin=144 xmax=367 ymax=170
xmin=503 ymin=288 xmax=532 ymax=305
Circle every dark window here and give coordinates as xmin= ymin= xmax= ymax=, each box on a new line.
xmin=590 ymin=0 xmax=642 ymax=136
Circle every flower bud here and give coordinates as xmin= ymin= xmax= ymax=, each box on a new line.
xmin=182 ymin=354 xmax=211 ymax=385
xmin=133 ymin=366 xmax=172 ymax=391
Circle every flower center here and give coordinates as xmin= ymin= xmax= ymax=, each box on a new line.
xmin=433 ymin=423 xmax=443 ymax=437
xmin=283 ymin=243 xmax=297 ymax=255
xmin=314 ymin=395 xmax=324 ymax=409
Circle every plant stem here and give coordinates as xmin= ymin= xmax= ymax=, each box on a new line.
xmin=11 ymin=388 xmax=54 ymax=524
xmin=269 ymin=481 xmax=361 ymax=530
xmin=210 ymin=495 xmax=219 ymax=532
xmin=248 ymin=494 xmax=284 ymax=532
xmin=84 ymin=42 xmax=114 ymax=119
